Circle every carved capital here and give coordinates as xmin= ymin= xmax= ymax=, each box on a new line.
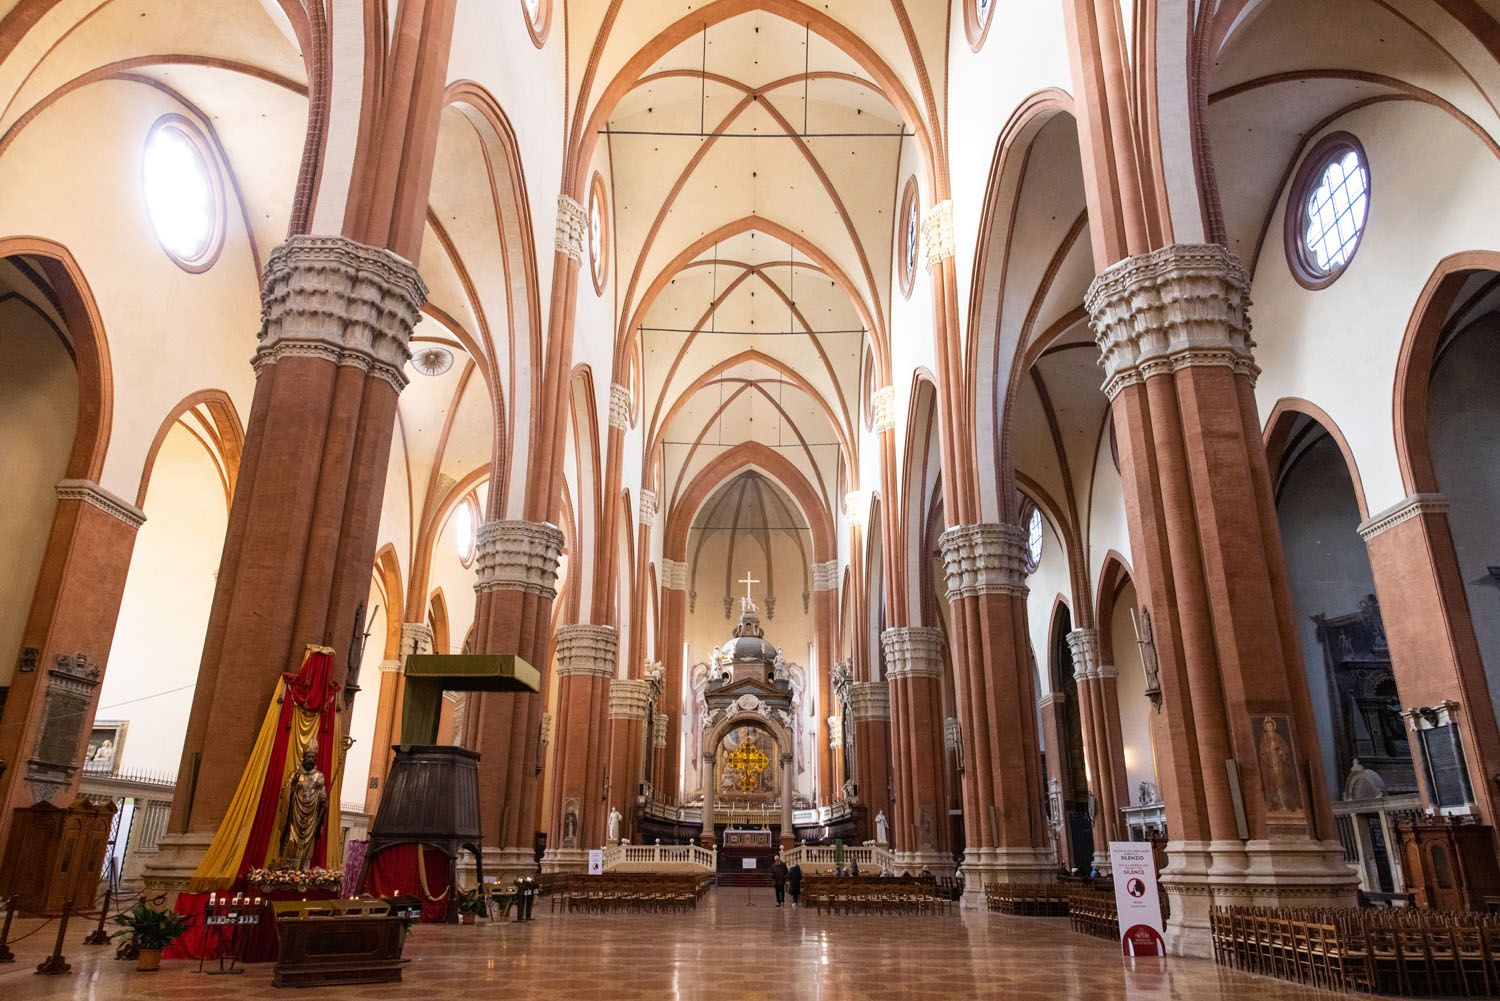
xmin=554 ymin=623 xmax=618 ymax=678
xmin=255 ymin=235 xmax=428 ymax=393
xmin=938 ymin=523 xmax=1029 ymax=602
xmin=1084 ymin=243 xmax=1256 ymax=400
xmin=1358 ymin=493 xmax=1450 ymax=540
xmin=377 ymin=658 xmax=402 ymax=674
xmin=555 ymin=195 xmax=588 ymax=262
xmin=944 ymin=717 xmax=962 ymax=751
xmin=654 ymin=712 xmax=670 ymax=748
xmin=608 ymin=382 xmax=631 ymax=431
xmin=638 ymin=489 xmax=658 ymax=527
xmin=827 ymin=715 xmax=842 ymax=749
xmin=881 ymin=627 xmax=945 ymax=680
xmin=1066 ymin=628 xmax=1099 ymax=681
xmin=400 ymin=622 xmax=435 ymax=656
xmin=474 ymin=520 xmax=566 ymax=599
xmin=609 ymin=678 xmax=651 ymax=719
xmin=55 ymin=479 xmax=146 ymax=530
xmin=540 ymin=712 xmax=554 ymax=745
xmin=848 ymin=680 xmax=890 ymax=721
xmin=660 ymin=558 xmax=690 ymax=591
xmin=870 ymin=385 xmax=895 ymax=434
xmin=811 ymin=560 xmax=840 ymax=592
xmin=922 ymin=200 xmax=955 ymax=269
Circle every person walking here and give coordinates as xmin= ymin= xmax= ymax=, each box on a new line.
xmin=771 ymin=855 xmax=789 ymax=907
xmin=788 ymin=860 xmax=803 ymax=908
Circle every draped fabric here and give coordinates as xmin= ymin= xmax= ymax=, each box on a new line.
xmin=188 ymin=646 xmax=342 ymax=893
xmin=366 ymin=844 xmax=452 ymax=923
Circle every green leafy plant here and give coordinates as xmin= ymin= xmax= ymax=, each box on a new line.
xmin=113 ymin=901 xmax=191 ymax=950
xmin=458 ymin=888 xmax=489 ymax=916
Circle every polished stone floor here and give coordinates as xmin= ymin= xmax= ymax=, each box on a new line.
xmin=1 ymin=889 xmax=1355 ymax=1000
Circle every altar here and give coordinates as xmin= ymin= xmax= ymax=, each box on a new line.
xmin=723 ymin=829 xmax=773 ymax=848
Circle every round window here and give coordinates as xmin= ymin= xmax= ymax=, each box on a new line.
xmin=451 ymin=496 xmax=478 ymax=568
xmin=588 ymin=173 xmax=608 ymax=295
xmin=143 ymin=116 xmax=223 ymax=272
xmin=897 ymin=177 xmax=919 ymax=299
xmin=965 ymin=0 xmax=996 ymax=50
xmin=1286 ymin=133 xmax=1369 ymax=288
xmin=1024 ymin=503 xmax=1043 ymax=573
xmin=520 ymin=0 xmax=550 ymax=46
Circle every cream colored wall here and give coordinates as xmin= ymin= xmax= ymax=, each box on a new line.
xmin=1109 ymin=578 xmax=1158 ymax=803
xmin=339 ymin=580 xmax=387 ymax=810
xmin=1025 ymin=513 xmax=1070 ymax=700
xmin=1252 ymin=102 xmax=1500 ymax=513
xmin=100 ymin=425 xmax=228 ymax=777
xmin=0 ymin=86 xmax=268 ymax=503
xmin=1086 ymin=420 xmax=1133 ymax=591
xmin=0 ymin=299 xmax=78 ymax=686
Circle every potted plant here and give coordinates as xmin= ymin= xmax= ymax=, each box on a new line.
xmin=458 ymin=888 xmax=488 ymax=925
xmin=113 ymin=901 xmax=190 ymax=971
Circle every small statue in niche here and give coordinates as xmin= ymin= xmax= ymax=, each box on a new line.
xmin=1138 ymin=781 xmax=1159 ymax=806
xmin=874 ymin=810 xmax=889 ymax=845
xmin=607 ymin=806 xmax=623 ymax=843
xmin=278 ymin=743 xmax=328 ymax=870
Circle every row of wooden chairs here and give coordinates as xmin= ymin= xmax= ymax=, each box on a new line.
xmin=801 ymin=876 xmax=954 ymax=916
xmin=1065 ymin=886 xmax=1119 ymax=940
xmin=1211 ymin=905 xmax=1500 ymax=996
xmin=541 ymin=874 xmax=712 ymax=914
xmin=984 ymin=883 xmax=1068 ymax=917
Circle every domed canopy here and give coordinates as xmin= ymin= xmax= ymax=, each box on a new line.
xmin=725 ymin=602 xmax=777 ymax=665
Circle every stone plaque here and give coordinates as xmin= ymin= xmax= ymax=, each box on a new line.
xmin=1420 ymin=724 xmax=1473 ymax=809
xmin=26 ymin=653 xmax=101 ymax=803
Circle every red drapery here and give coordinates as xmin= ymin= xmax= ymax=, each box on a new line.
xmin=366 ymin=844 xmax=453 ymax=923
xmin=238 ymin=649 xmax=340 ymax=882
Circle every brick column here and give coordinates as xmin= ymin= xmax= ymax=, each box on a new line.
xmin=1085 ymin=244 xmax=1357 ymax=955
xmin=658 ymin=558 xmax=689 ymax=802
xmin=468 ymin=518 xmax=565 ymax=879
xmin=882 ymin=627 xmax=953 ymax=874
xmin=149 ymin=237 xmax=426 ymax=892
xmin=1067 ymin=627 xmax=1129 ymax=870
xmin=811 ymin=559 xmax=840 ymax=803
xmin=606 ymin=676 xmax=650 ymax=841
xmin=539 ymin=624 xmax=616 ymax=873
xmin=0 ymin=480 xmax=144 ymax=856
xmin=1359 ymin=494 xmax=1500 ymax=825
xmin=940 ymin=523 xmax=1056 ymax=903
xmin=847 ymin=680 xmax=891 ymax=838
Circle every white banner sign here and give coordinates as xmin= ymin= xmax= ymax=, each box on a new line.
xmin=587 ymin=849 xmax=604 ymax=875
xmin=741 ymin=857 xmax=757 ymax=869
xmin=1108 ymin=842 xmax=1165 ymax=956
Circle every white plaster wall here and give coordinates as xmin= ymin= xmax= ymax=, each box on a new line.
xmin=1086 ymin=418 xmax=1133 ymax=588
xmin=1109 ymin=579 xmax=1158 ymax=804
xmin=339 ymin=579 xmax=387 ymax=810
xmin=1024 ymin=513 xmax=1071 ymax=700
xmin=0 ymin=301 xmax=76 ymax=686
xmin=1252 ymin=102 xmax=1500 ymax=513
xmin=100 ymin=426 xmax=227 ymax=777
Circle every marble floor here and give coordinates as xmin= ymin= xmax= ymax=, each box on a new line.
xmin=1 ymin=889 xmax=1356 ymax=1000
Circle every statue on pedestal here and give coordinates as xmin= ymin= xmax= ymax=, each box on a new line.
xmin=607 ymin=806 xmax=622 ymax=844
xmin=874 ymin=810 xmax=889 ymax=845
xmin=277 ymin=744 xmax=328 ymax=870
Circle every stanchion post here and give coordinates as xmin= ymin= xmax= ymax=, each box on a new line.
xmin=35 ymin=901 xmax=71 ymax=975
xmin=0 ymin=895 xmax=16 ymax=962
xmin=84 ymin=885 xmax=112 ymax=945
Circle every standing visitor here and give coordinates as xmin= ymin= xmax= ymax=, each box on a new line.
xmin=771 ymin=855 xmax=789 ymax=907
xmin=788 ymin=860 xmax=803 ymax=907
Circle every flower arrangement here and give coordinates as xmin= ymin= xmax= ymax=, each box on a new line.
xmin=247 ymin=866 xmax=344 ymax=893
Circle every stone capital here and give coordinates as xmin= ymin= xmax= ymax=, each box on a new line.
xmin=377 ymin=658 xmax=403 ymax=674
xmin=654 ymin=712 xmax=670 ymax=748
xmin=554 ymin=623 xmax=619 ymax=678
xmin=400 ymin=621 xmax=435 ymax=656
xmin=811 ymin=560 xmax=840 ymax=592
xmin=827 ymin=715 xmax=842 ymax=749
xmin=660 ymin=558 xmax=690 ymax=591
xmin=609 ymin=678 xmax=651 ymax=719
xmin=540 ymin=712 xmax=554 ymax=745
xmin=55 ymin=479 xmax=146 ymax=530
xmin=1357 ymin=493 xmax=1449 ymax=540
xmin=1084 ymin=243 xmax=1257 ymax=400
xmin=608 ymin=383 xmax=631 ymax=431
xmin=474 ymin=520 xmax=566 ymax=599
xmin=848 ymin=680 xmax=890 ymax=721
xmin=938 ymin=523 xmax=1029 ymax=602
xmin=870 ymin=385 xmax=895 ymax=434
xmin=922 ymin=199 xmax=955 ymax=269
xmin=944 ymin=717 xmax=962 ymax=751
xmin=638 ymin=489 xmax=658 ymax=527
xmin=254 ymin=235 xmax=428 ymax=393
xmin=1066 ymin=628 xmax=1099 ymax=681
xmin=881 ymin=626 xmax=946 ymax=680
xmin=555 ymin=194 xmax=588 ymax=262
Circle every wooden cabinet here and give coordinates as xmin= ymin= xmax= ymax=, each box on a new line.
xmin=0 ymin=800 xmax=115 ymax=913
xmin=1397 ymin=818 xmax=1500 ymax=911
